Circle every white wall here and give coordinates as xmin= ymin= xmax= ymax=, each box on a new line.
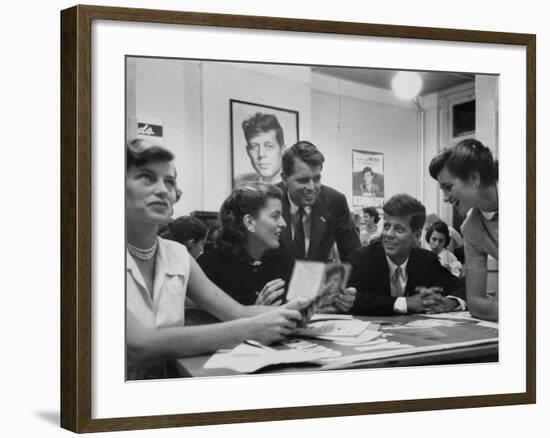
xmin=310 ymin=83 xmax=419 ymax=203
xmin=476 ymin=74 xmax=500 ymax=155
xmin=419 ymin=93 xmax=441 ymax=216
xmin=200 ymin=62 xmax=312 ymax=210
xmin=128 ymin=61 xmax=497 ymax=223
xmin=128 ymin=58 xmax=312 ymax=216
xmin=129 ymin=60 xmax=427 ymax=216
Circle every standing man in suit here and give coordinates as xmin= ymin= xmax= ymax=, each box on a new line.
xmin=277 ymin=141 xmax=360 ymax=263
xmin=348 ymin=194 xmax=466 ymax=316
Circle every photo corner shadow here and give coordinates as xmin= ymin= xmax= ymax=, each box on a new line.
xmin=34 ymin=410 xmax=60 ymax=427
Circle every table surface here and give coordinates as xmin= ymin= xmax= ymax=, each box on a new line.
xmin=178 ymin=309 xmax=499 ymax=378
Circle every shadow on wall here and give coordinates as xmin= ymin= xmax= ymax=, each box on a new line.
xmin=34 ymin=411 xmax=59 ymax=427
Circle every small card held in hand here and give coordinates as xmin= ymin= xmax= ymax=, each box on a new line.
xmin=286 ymin=261 xmax=326 ymax=301
xmin=286 ymin=261 xmax=351 ymax=326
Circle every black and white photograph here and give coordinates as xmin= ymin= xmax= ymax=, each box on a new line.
xmin=125 ymin=56 xmax=500 ymax=381
xmin=352 ymin=149 xmax=385 ymax=208
xmin=230 ymin=99 xmax=299 ymax=187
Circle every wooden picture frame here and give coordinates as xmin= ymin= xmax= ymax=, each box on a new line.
xmin=60 ymin=4 xmax=536 ymax=433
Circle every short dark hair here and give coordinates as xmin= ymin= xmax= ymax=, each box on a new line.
xmin=162 ymin=216 xmax=208 ymax=245
xmin=425 ymin=220 xmax=451 ymax=247
xmin=362 ymin=166 xmax=374 ymax=175
xmin=382 ymin=194 xmax=426 ymax=232
xmin=362 ymin=207 xmax=380 ymax=224
xmin=218 ymin=182 xmax=283 ymax=260
xmin=429 ymin=138 xmax=498 ymax=186
xmin=282 ymin=141 xmax=325 ymax=176
xmin=126 ymin=138 xmax=174 ymax=169
xmin=242 ymin=113 xmax=284 ymax=147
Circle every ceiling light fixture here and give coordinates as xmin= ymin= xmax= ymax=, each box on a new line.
xmin=391 ymin=71 xmax=423 ymax=100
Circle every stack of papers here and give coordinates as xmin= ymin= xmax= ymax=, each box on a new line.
xmin=294 ymin=315 xmax=381 ymax=345
xmin=422 ymin=311 xmax=499 ymax=329
xmin=295 ymin=319 xmax=370 ymax=338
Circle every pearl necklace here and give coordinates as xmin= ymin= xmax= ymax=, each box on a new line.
xmin=127 ymin=240 xmax=158 ymax=261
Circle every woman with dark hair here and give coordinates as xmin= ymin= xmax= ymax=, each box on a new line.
xmin=360 ymin=207 xmax=381 ymax=246
xmin=198 ymin=182 xmax=293 ymax=306
xmin=425 ymin=221 xmax=464 ymax=278
xmin=429 ymin=139 xmax=498 ymax=321
xmin=125 ymin=139 xmax=303 ymax=379
xmin=161 ymin=215 xmax=208 ymax=259
xmin=422 ymin=213 xmax=464 ymax=262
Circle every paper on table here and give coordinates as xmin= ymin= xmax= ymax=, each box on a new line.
xmin=386 ymin=319 xmax=461 ymax=329
xmin=311 ymin=313 xmax=354 ymax=321
xmin=204 ymin=342 xmax=342 ymax=373
xmin=321 ymin=329 xmax=381 ymax=345
xmin=320 ymin=337 xmax=498 ymax=369
xmin=295 ymin=319 xmax=370 ymax=338
xmin=355 ymin=341 xmax=414 ymax=352
xmin=423 ymin=312 xmax=499 ymax=330
xmin=477 ymin=320 xmax=499 ymax=329
xmin=283 ymin=339 xmax=342 ymax=358
xmin=422 ymin=311 xmax=479 ymax=321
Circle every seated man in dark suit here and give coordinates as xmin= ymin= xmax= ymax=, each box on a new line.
xmin=348 ymin=194 xmax=465 ymax=316
xmin=277 ymin=141 xmax=360 ymax=263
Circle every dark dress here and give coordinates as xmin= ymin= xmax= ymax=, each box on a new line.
xmin=197 ymin=247 xmax=294 ymax=305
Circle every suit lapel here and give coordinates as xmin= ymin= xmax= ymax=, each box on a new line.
xmin=279 ymin=188 xmax=294 ymax=255
xmin=308 ymin=194 xmax=329 ymax=259
xmin=404 ymin=248 xmax=419 ymax=296
xmin=375 ymin=243 xmax=392 ymax=295
xmin=279 ymin=185 xmax=307 ymax=260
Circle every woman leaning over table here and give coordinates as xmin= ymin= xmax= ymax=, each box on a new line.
xmin=429 ymin=139 xmax=499 ymax=321
xmin=125 ymin=139 xmax=304 ymax=379
xmin=198 ymin=182 xmax=293 ymax=306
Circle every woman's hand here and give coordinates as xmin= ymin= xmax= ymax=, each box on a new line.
xmin=316 ymin=287 xmax=357 ymax=314
xmin=284 ymin=283 xmax=333 ymax=327
xmin=248 ymin=307 xmax=302 ymax=345
xmin=255 ymin=278 xmax=285 ymax=306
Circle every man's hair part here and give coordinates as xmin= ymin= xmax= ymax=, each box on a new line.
xmin=282 ymin=141 xmax=325 ymax=176
xmin=382 ymin=194 xmax=426 ymax=232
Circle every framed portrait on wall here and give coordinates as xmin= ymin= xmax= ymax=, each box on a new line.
xmin=352 ymin=149 xmax=384 ymax=208
xmin=230 ymin=99 xmax=299 ymax=187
